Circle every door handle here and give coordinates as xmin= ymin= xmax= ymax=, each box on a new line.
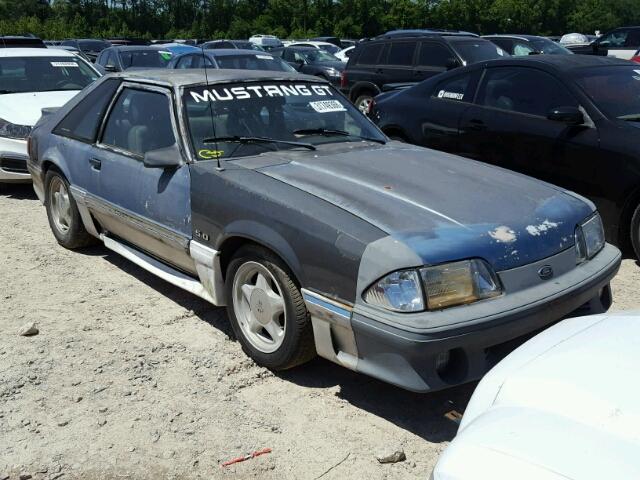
xmin=466 ymin=119 xmax=487 ymax=131
xmin=89 ymin=157 xmax=102 ymax=170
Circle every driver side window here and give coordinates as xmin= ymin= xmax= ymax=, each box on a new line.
xmin=600 ymin=30 xmax=628 ymax=47
xmin=101 ymin=88 xmax=176 ymax=157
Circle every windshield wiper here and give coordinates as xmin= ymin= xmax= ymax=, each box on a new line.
xmin=618 ymin=114 xmax=640 ymax=122
xmin=202 ymin=135 xmax=316 ymax=151
xmin=293 ymin=128 xmax=386 ymax=144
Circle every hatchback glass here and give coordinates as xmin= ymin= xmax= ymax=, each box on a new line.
xmin=0 ymin=56 xmax=98 ymax=94
xmin=120 ymin=49 xmax=173 ymax=69
xmin=450 ymin=40 xmax=508 ymax=64
xmin=574 ymin=66 xmax=640 ymax=121
xmin=214 ymin=54 xmax=295 ymax=72
xmin=184 ymin=81 xmax=385 ymax=159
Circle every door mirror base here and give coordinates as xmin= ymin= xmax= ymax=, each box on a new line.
xmin=143 ymin=144 xmax=183 ymax=169
xmin=547 ymin=106 xmax=584 ymax=126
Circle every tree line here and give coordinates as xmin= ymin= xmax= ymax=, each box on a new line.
xmin=1 ymin=0 xmax=639 ymax=41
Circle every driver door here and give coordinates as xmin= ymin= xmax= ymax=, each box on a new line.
xmin=92 ymin=84 xmax=194 ymax=273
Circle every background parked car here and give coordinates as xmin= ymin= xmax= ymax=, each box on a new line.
xmin=249 ymin=34 xmax=283 ymax=51
xmin=52 ymin=45 xmax=93 ymax=63
xmin=432 ymin=312 xmax=640 ymax=480
xmin=310 ymin=36 xmax=342 ymax=47
xmin=372 ymin=55 xmax=640 ymax=258
xmin=589 ymin=26 xmax=640 ymax=58
xmin=95 ymin=46 xmax=174 ymax=72
xmin=280 ymin=46 xmax=344 ymax=86
xmin=484 ymin=34 xmax=573 ymax=55
xmin=154 ymin=42 xmax=200 ymax=56
xmin=342 ymin=31 xmax=508 ymax=113
xmin=287 ymin=40 xmax=341 ymax=55
xmin=335 ymin=46 xmax=355 ymax=62
xmin=169 ymin=49 xmax=295 ymax=72
xmin=60 ymin=39 xmax=111 ymax=62
xmin=0 ymin=47 xmax=99 ymax=183
xmin=0 ymin=35 xmax=47 ymax=49
xmin=200 ymin=39 xmax=265 ymax=51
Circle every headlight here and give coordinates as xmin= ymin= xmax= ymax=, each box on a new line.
xmin=0 ymin=118 xmax=32 ymax=139
xmin=363 ymin=269 xmax=424 ymax=312
xmin=363 ymin=259 xmax=502 ymax=312
xmin=575 ymin=213 xmax=605 ymax=263
xmin=420 ymin=259 xmax=502 ymax=310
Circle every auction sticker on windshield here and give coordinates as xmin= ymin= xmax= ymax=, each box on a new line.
xmin=51 ymin=62 xmax=79 ymax=67
xmin=190 ymin=83 xmax=334 ymax=103
xmin=309 ymin=100 xmax=347 ymax=113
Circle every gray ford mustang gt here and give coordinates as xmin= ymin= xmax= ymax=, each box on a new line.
xmin=27 ymin=69 xmax=621 ymax=392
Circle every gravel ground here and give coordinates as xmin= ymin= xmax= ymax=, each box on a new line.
xmin=1 ymin=184 xmax=639 ymax=480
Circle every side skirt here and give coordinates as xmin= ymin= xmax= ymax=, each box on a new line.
xmin=101 ymin=234 xmax=226 ymax=306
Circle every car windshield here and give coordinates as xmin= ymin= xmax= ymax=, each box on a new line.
xmin=0 ymin=56 xmax=98 ymax=94
xmin=529 ymin=38 xmax=573 ymax=55
xmin=298 ymin=49 xmax=339 ymax=63
xmin=121 ymin=49 xmax=172 ymax=69
xmin=214 ymin=54 xmax=295 ymax=72
xmin=184 ymin=81 xmax=386 ymax=159
xmin=234 ymin=42 xmax=264 ymax=51
xmin=78 ymin=40 xmax=110 ymax=52
xmin=574 ymin=66 xmax=640 ymax=120
xmin=451 ymin=40 xmax=508 ymax=64
xmin=318 ymin=44 xmax=340 ymax=55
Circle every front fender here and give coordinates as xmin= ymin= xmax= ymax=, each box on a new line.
xmin=217 ymin=219 xmax=304 ymax=284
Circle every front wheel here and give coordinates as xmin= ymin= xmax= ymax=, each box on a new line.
xmin=630 ymin=203 xmax=640 ymax=260
xmin=45 ymin=169 xmax=94 ymax=249
xmin=225 ymin=245 xmax=316 ymax=370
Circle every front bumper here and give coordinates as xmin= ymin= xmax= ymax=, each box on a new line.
xmin=0 ymin=138 xmax=31 ymax=183
xmin=304 ymin=243 xmax=621 ymax=392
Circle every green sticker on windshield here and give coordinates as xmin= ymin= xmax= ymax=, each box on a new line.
xmin=198 ymin=149 xmax=224 ymax=159
xmin=159 ymin=51 xmax=173 ymax=61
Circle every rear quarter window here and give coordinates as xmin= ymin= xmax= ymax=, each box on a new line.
xmin=52 ymin=78 xmax=121 ymax=142
xmin=432 ymin=72 xmax=475 ymax=102
xmin=355 ymin=43 xmax=384 ymax=65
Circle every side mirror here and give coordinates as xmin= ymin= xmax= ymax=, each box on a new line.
xmin=143 ymin=144 xmax=183 ymax=169
xmin=445 ymin=58 xmax=459 ymax=70
xmin=104 ymin=64 xmax=118 ymax=72
xmin=547 ymin=106 xmax=584 ymax=125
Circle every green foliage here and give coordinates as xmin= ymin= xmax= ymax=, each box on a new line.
xmin=0 ymin=0 xmax=635 ymax=40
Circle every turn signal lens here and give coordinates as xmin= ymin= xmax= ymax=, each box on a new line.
xmin=363 ymin=269 xmax=424 ymax=312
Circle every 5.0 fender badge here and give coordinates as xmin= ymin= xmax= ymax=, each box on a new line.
xmin=538 ymin=265 xmax=554 ymax=280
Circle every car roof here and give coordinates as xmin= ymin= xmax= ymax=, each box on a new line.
xmin=0 ymin=47 xmax=75 ymax=58
xmin=483 ymin=34 xmax=545 ymax=41
xmin=291 ymin=41 xmax=334 ymax=46
xmin=115 ymin=68 xmax=323 ymax=88
xmin=205 ymin=49 xmax=274 ymax=57
xmin=107 ymin=45 xmax=165 ymax=51
xmin=480 ymin=54 xmax=631 ymax=71
xmin=285 ymin=46 xmax=317 ymax=50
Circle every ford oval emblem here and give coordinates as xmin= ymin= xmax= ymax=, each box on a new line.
xmin=538 ymin=265 xmax=554 ymax=280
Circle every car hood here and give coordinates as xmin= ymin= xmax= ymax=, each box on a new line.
xmin=247 ymin=143 xmax=593 ymax=271
xmin=0 ymin=91 xmax=79 ymax=126
xmin=443 ymin=313 xmax=640 ymax=480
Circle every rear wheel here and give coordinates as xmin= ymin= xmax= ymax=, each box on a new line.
xmin=45 ymin=169 xmax=94 ymax=249
xmin=225 ymin=245 xmax=315 ymax=370
xmin=630 ymin=203 xmax=640 ymax=260
xmin=354 ymin=93 xmax=374 ymax=114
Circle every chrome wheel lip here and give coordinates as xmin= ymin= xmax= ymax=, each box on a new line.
xmin=49 ymin=176 xmax=72 ymax=235
xmin=232 ymin=261 xmax=287 ymax=354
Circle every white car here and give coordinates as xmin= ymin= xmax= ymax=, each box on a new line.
xmin=431 ymin=312 xmax=640 ymax=480
xmin=335 ymin=46 xmax=355 ymax=63
xmin=287 ymin=41 xmax=341 ymax=56
xmin=0 ymin=48 xmax=100 ymax=183
xmin=248 ymin=34 xmax=283 ymax=51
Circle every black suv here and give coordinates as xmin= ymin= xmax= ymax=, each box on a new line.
xmin=341 ymin=30 xmax=508 ymax=113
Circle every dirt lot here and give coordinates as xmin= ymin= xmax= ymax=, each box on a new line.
xmin=2 ymin=184 xmax=639 ymax=480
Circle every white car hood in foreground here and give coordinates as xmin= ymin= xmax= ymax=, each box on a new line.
xmin=434 ymin=312 xmax=640 ymax=480
xmin=0 ymin=91 xmax=79 ymax=126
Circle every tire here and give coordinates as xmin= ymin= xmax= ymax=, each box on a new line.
xmin=225 ymin=245 xmax=316 ymax=370
xmin=354 ymin=93 xmax=374 ymax=114
xmin=630 ymin=203 xmax=640 ymax=260
xmin=44 ymin=169 xmax=94 ymax=249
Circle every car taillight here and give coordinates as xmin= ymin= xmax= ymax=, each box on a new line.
xmin=340 ymin=71 xmax=347 ymax=89
xmin=632 ymin=56 xmax=640 ymax=63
